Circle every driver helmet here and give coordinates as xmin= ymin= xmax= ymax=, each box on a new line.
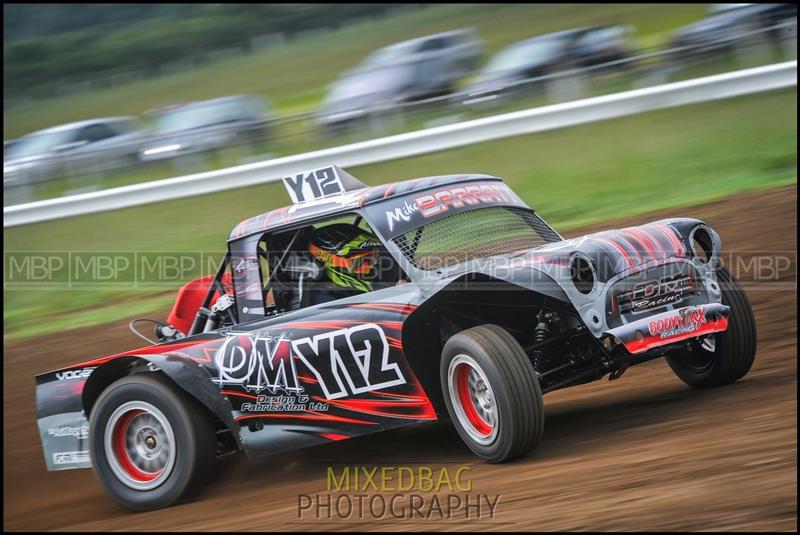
xmin=308 ymin=223 xmax=383 ymax=293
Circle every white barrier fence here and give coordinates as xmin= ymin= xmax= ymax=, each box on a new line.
xmin=4 ymin=60 xmax=796 ymax=228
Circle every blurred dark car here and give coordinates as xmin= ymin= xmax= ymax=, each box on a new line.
xmin=670 ymin=3 xmax=797 ymax=58
xmin=314 ymin=29 xmax=482 ymax=131
xmin=3 ymin=117 xmax=145 ymax=187
xmin=460 ymin=26 xmax=633 ymax=106
xmin=139 ymin=94 xmax=271 ymax=162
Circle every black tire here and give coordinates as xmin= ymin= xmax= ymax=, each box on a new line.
xmin=666 ymin=266 xmax=757 ymax=388
xmin=89 ymin=374 xmax=217 ymax=511
xmin=440 ymin=324 xmax=544 ymax=463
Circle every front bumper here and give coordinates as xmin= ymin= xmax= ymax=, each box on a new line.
xmin=606 ymin=303 xmax=730 ymax=354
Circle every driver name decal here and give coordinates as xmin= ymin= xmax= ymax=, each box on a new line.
xmin=292 ymin=323 xmax=405 ymax=400
xmin=385 ymin=200 xmax=419 ymax=232
xmin=414 ymin=183 xmax=517 ymax=218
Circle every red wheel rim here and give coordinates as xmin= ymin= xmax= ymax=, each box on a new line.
xmin=448 ymin=354 xmax=497 ymax=445
xmin=112 ymin=409 xmax=162 ymax=482
xmin=455 ymin=363 xmax=493 ymax=437
xmin=104 ymin=401 xmax=176 ymax=490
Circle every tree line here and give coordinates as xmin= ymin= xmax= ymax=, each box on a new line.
xmin=4 ymin=4 xmax=424 ymax=99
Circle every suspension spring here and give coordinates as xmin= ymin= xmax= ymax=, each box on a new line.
xmin=532 ymin=310 xmax=551 ymax=374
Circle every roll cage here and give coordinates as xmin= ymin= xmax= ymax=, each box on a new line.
xmin=188 ymin=209 xmax=411 ymax=335
xmin=186 ymin=171 xmax=540 ymax=335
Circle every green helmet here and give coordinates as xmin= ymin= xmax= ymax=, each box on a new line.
xmin=308 ymin=224 xmax=383 ymax=293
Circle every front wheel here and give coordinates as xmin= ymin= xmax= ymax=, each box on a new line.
xmin=666 ymin=266 xmax=757 ymax=388
xmin=89 ymin=374 xmax=217 ymax=511
xmin=440 ymin=324 xmax=544 ymax=463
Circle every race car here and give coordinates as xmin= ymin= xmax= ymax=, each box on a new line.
xmin=36 ymin=166 xmax=757 ymax=511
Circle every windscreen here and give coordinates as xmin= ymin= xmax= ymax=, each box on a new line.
xmin=393 ymin=206 xmax=562 ymax=271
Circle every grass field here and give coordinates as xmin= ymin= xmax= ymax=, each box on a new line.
xmin=4 ymin=88 xmax=796 ymax=340
xmin=3 ymin=4 xmax=708 ymax=140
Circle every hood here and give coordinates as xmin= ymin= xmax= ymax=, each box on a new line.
xmin=528 ymin=220 xmax=703 ymax=281
xmin=468 ymin=219 xmax=707 ymax=282
xmin=444 ymin=218 xmax=723 ymax=339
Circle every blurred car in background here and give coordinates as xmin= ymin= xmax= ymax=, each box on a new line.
xmin=571 ymin=25 xmax=634 ymax=67
xmin=670 ymin=3 xmax=797 ymax=59
xmin=3 ymin=117 xmax=145 ymax=187
xmin=4 ymin=139 xmax=19 ymax=153
xmin=139 ymin=94 xmax=271 ymax=162
xmin=460 ymin=26 xmax=633 ymax=106
xmin=314 ymin=29 xmax=482 ymax=132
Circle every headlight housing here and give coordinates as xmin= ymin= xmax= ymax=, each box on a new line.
xmin=570 ymin=252 xmax=596 ymax=295
xmin=689 ymin=224 xmax=715 ymax=264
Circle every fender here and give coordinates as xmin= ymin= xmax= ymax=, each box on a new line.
xmin=37 ymin=353 xmax=240 ymax=472
xmin=82 ymin=354 xmax=239 ymax=446
xmin=403 ymin=272 xmax=569 ymax=411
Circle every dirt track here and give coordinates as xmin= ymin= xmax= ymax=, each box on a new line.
xmin=4 ymin=186 xmax=797 ymax=531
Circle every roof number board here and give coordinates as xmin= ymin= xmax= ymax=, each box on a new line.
xmin=282 ymin=166 xmax=345 ymax=204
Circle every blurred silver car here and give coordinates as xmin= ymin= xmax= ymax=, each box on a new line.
xmin=4 ymin=117 xmax=145 ymax=186
xmin=461 ymin=26 xmax=633 ymax=106
xmin=670 ymin=3 xmax=797 ymax=58
xmin=139 ymin=95 xmax=271 ymax=162
xmin=4 ymin=139 xmax=19 ymax=152
xmin=315 ymin=29 xmax=483 ymax=130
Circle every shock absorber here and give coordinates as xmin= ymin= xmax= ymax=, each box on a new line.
xmin=532 ymin=310 xmax=551 ymax=374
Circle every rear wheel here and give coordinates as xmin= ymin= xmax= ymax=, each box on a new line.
xmin=89 ymin=374 xmax=216 ymax=511
xmin=441 ymin=324 xmax=544 ymax=463
xmin=666 ymin=266 xmax=757 ymax=387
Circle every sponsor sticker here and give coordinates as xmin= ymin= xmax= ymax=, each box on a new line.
xmin=56 ymin=367 xmax=95 ymax=380
xmin=48 ymin=425 xmax=89 ymax=439
xmin=213 ymin=334 xmax=302 ymax=395
xmin=240 ymin=394 xmax=328 ymax=413
xmin=648 ymin=306 xmax=707 ymax=339
xmin=619 ymin=273 xmax=692 ymax=314
xmin=53 ymin=450 xmax=91 ymax=465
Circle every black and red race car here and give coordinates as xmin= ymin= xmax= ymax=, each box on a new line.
xmin=36 ymin=166 xmax=756 ymax=510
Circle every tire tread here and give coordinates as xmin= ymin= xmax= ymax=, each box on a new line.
xmin=441 ymin=324 xmax=544 ymax=463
